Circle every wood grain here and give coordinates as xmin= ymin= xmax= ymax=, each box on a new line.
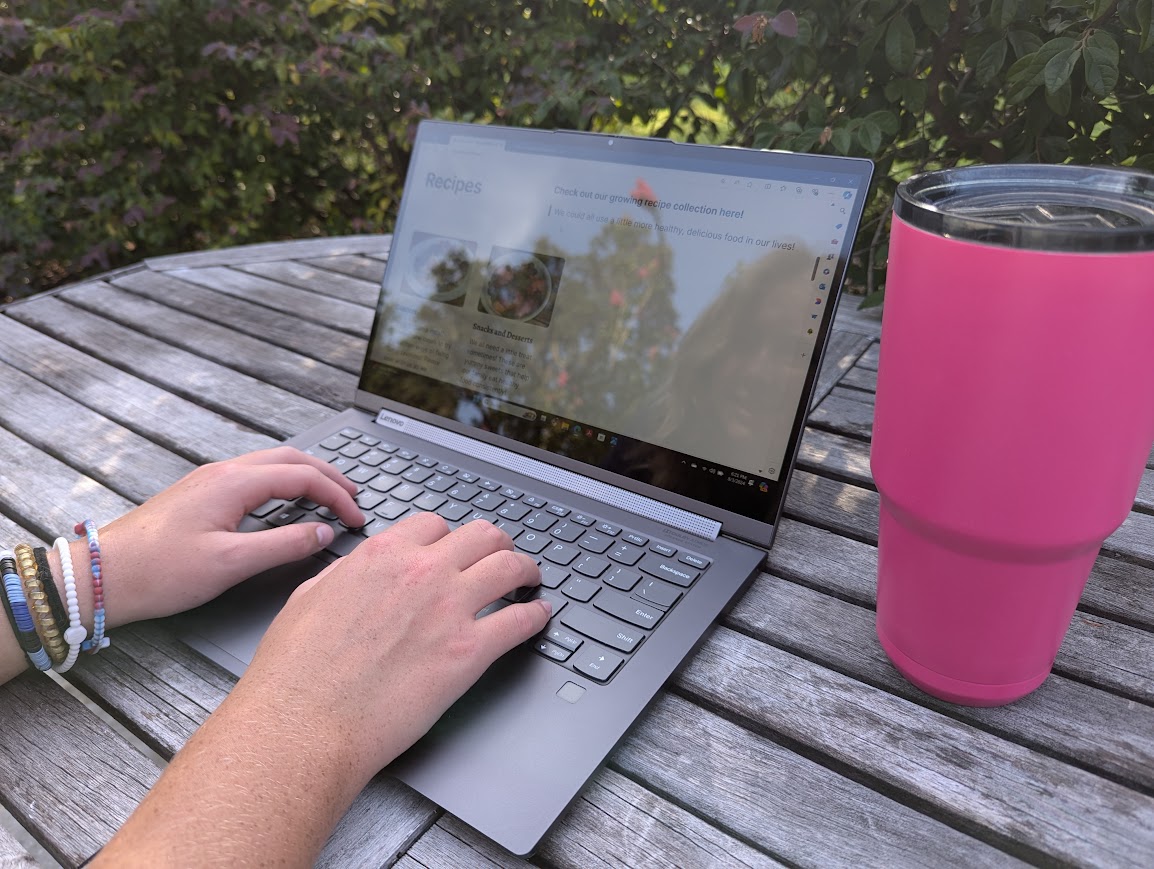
xmin=797 ymin=426 xmax=874 ymax=486
xmin=677 ymin=629 xmax=1154 ymax=867
xmin=0 ymin=316 xmax=272 ymax=465
xmin=399 ymin=815 xmax=532 ymax=868
xmin=6 ymin=295 xmax=330 ymax=439
xmin=64 ymin=282 xmax=357 ymax=411
xmin=857 ymin=342 xmax=880 ymax=370
xmin=299 ymin=254 xmax=387 ymax=284
xmin=615 ymin=693 xmax=1022 ymax=868
xmin=112 ymin=268 xmax=367 ymax=374
xmin=807 ymin=391 xmax=874 ymax=439
xmin=145 ymin=235 xmax=389 ymax=271
xmin=838 ymin=365 xmax=879 ymax=393
xmin=238 ymin=260 xmax=380 ymax=309
xmin=811 ymin=331 xmax=874 ymax=410
xmin=168 ymin=266 xmax=372 ymax=337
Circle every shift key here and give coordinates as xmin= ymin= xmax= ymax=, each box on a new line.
xmin=561 ymin=607 xmax=644 ymax=653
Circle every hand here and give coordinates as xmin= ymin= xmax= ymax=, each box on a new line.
xmin=90 ymin=447 xmax=365 ymax=627
xmin=233 ymin=512 xmax=551 ymax=776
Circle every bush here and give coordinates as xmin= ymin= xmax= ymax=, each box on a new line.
xmin=2 ymin=0 xmax=1151 ymax=303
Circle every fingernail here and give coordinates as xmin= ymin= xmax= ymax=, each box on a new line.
xmin=315 ymin=524 xmax=335 ymax=547
xmin=538 ymin=599 xmax=553 ymax=616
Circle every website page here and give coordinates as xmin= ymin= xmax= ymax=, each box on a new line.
xmin=368 ymin=131 xmax=858 ymax=482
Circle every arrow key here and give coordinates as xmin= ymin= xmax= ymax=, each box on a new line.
xmin=571 ymin=645 xmax=624 ymax=682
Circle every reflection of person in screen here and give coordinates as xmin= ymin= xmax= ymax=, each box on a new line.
xmin=617 ymin=244 xmax=817 ymax=496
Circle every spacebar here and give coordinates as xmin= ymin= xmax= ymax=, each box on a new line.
xmin=326 ymin=530 xmax=363 ymax=558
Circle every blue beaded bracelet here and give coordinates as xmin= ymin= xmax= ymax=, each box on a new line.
xmin=1 ymin=551 xmax=52 ymax=671
xmin=75 ymin=520 xmax=109 ymax=654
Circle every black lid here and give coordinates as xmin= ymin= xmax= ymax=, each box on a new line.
xmin=894 ymin=164 xmax=1154 ymax=252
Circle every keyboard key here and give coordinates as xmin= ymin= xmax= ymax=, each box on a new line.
xmin=339 ymin=443 xmax=369 ymax=459
xmin=251 ymin=499 xmax=284 ymax=518
xmin=402 ymin=466 xmax=434 ymax=484
xmin=346 ymin=466 xmax=377 ymax=485
xmin=635 ymin=578 xmax=682 ymax=608
xmin=327 ymin=531 xmax=362 ymax=558
xmin=679 ymin=553 xmax=711 ymax=570
xmin=546 ymin=504 xmax=571 ymax=518
xmin=544 ymin=542 xmax=581 ymax=566
xmin=596 ymin=522 xmax=621 ymax=536
xmin=376 ymin=500 xmax=409 ymax=520
xmin=267 ymin=507 xmax=306 ymax=526
xmin=603 ymin=566 xmax=641 ymax=592
xmin=623 ymin=531 xmax=649 ymax=546
xmin=539 ymin=563 xmax=569 ymax=588
xmin=545 ymin=625 xmax=584 ymax=651
xmin=523 ymin=495 xmax=547 ymax=508
xmin=524 ymin=511 xmax=558 ymax=532
xmin=435 ymin=463 xmax=458 ymax=475
xmin=363 ymin=517 xmax=391 ymax=536
xmin=416 ymin=456 xmax=438 ymax=468
xmin=478 ymin=479 xmax=501 ymax=491
xmin=550 ymin=522 xmax=584 ymax=543
xmin=303 ymin=446 xmax=337 ymax=463
xmin=471 ymin=491 xmax=505 ymax=512
xmin=320 ymin=435 xmax=348 ymax=450
xmin=571 ymin=646 xmax=624 ymax=681
xmin=534 ymin=639 xmax=573 ymax=662
xmin=389 ymin=483 xmax=423 ymax=502
xmin=573 ymin=554 xmax=610 ymax=578
xmin=414 ymin=492 xmax=447 ymax=511
xmin=338 ymin=427 xmax=363 ymax=439
xmin=368 ymin=474 xmax=401 ymax=494
xmin=458 ymin=471 xmax=479 ymax=483
xmin=571 ymin=513 xmax=596 ymax=527
xmin=561 ymin=576 xmax=599 ymax=602
xmin=359 ymin=435 xmax=380 ymax=446
xmin=494 ymin=519 xmax=522 ymax=538
xmin=578 ymin=532 xmax=612 ymax=554
xmin=330 ymin=456 xmax=357 ymax=473
xmin=594 ymin=590 xmax=663 ymax=629
xmin=377 ymin=441 xmax=399 ymax=454
xmin=383 ymin=458 xmax=411 ymax=475
xmin=515 ymin=530 xmax=550 ymax=554
xmin=530 ymin=588 xmax=567 ymax=616
xmin=608 ymin=542 xmax=645 ymax=566
xmin=360 ymin=449 xmax=389 ymax=467
xmin=500 ymin=486 xmax=523 ymax=500
xmin=650 ymin=542 xmax=677 ymax=558
xmin=297 ymin=499 xmax=319 ymax=510
xmin=398 ymin=449 xmax=419 ymax=460
xmin=496 ymin=503 xmax=531 ymax=522
xmin=562 ymin=608 xmax=641 ymax=653
xmin=447 ymin=483 xmax=480 ymax=502
xmin=638 ymin=553 xmax=699 ymax=587
xmin=316 ymin=506 xmax=338 ymax=520
xmin=355 ymin=491 xmax=386 ymax=511
xmin=437 ymin=501 xmax=472 ymax=522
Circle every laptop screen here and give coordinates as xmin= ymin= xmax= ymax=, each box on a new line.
xmin=360 ymin=121 xmax=872 ymax=530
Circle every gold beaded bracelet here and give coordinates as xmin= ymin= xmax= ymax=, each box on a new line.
xmin=13 ymin=543 xmax=68 ymax=666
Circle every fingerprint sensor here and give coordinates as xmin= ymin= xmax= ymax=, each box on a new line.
xmin=557 ymin=682 xmax=586 ymax=704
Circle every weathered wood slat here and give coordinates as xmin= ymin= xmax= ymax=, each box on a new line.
xmin=6 ymin=296 xmax=330 ymax=439
xmin=398 ymin=815 xmax=532 ymax=869
xmin=829 ymin=296 xmax=883 ymax=338
xmin=0 ymin=513 xmax=45 ymax=549
xmin=857 ymin=342 xmax=880 ymax=370
xmin=168 ymin=267 xmax=372 ymax=337
xmin=1137 ymin=469 xmax=1153 ymax=512
xmin=145 ymin=235 xmax=389 ymax=271
xmin=0 ymin=424 xmax=135 ymax=538
xmin=808 ymin=391 xmax=874 ymax=439
xmin=64 ymin=624 xmax=439 ymax=867
xmin=615 ymin=693 xmax=1021 ymax=868
xmin=112 ymin=269 xmax=367 ymax=375
xmin=796 ymin=426 xmax=874 ymax=486
xmin=727 ymin=571 xmax=1154 ymax=794
xmin=299 ymin=254 xmax=387 ymax=285
xmin=238 ymin=260 xmax=380 ymax=308
xmin=810 ymin=331 xmax=874 ymax=410
xmin=65 ymin=282 xmax=357 ymax=411
xmin=828 ymin=383 xmax=876 ymax=406
xmin=0 ymin=673 xmax=159 ymax=868
xmin=677 ymin=628 xmax=1154 ymax=867
xmin=0 ymin=358 xmax=195 ymax=504
xmin=0 ymin=316 xmax=271 ymax=466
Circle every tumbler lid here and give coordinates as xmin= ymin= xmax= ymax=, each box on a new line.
xmin=894 ymin=164 xmax=1154 ymax=252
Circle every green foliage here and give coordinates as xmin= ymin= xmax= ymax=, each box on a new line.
xmin=2 ymin=0 xmax=1151 ymax=303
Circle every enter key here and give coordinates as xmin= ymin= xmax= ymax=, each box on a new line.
xmin=594 ymin=589 xmax=664 ymax=629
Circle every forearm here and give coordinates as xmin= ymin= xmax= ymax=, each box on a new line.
xmin=93 ymin=679 xmax=371 ymax=867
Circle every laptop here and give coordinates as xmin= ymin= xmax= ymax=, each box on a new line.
xmin=182 ymin=120 xmax=873 ymax=855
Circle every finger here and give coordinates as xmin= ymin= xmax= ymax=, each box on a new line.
xmin=222 ymin=522 xmax=338 ymax=580
xmin=475 ymin=599 xmax=552 ymax=660
xmin=376 ymin=510 xmax=451 ymax=547
xmin=459 ymin=548 xmax=540 ymax=611
xmin=231 ymin=446 xmax=358 ymax=496
xmin=431 ymin=519 xmax=513 ymax=571
xmin=236 ymin=464 xmax=364 ymax=528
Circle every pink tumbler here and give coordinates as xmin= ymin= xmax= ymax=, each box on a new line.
xmin=872 ymin=165 xmax=1154 ymax=706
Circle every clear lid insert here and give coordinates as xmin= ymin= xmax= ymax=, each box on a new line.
xmin=894 ymin=164 xmax=1154 ymax=252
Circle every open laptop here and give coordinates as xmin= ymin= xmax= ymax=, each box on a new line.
xmin=182 ymin=120 xmax=873 ymax=855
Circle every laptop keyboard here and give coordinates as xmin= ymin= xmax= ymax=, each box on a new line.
xmin=251 ymin=427 xmax=711 ymax=684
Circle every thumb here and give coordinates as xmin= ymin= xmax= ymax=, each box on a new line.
xmin=224 ymin=522 xmax=336 ymax=579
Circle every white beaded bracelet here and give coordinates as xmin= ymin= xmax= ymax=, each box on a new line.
xmin=53 ymin=537 xmax=87 ymax=673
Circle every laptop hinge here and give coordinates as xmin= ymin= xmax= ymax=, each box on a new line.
xmin=375 ymin=410 xmax=721 ymax=541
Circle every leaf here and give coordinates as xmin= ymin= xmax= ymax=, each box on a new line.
xmin=885 ymin=16 xmax=915 ymax=71
xmin=1043 ymin=46 xmax=1079 ymax=93
xmin=831 ymin=126 xmax=852 ymax=154
xmin=858 ymin=25 xmax=885 ymax=66
xmin=1007 ymin=29 xmax=1042 ymax=59
xmin=1139 ymin=0 xmax=1154 ymax=53
xmin=865 ymin=109 xmax=899 ymax=134
xmin=1092 ymin=0 xmax=1114 ymax=20
xmin=990 ymin=0 xmax=1020 ymax=29
xmin=859 ymin=120 xmax=882 ymax=154
xmin=1004 ymin=36 xmax=1077 ymax=103
xmin=1046 ymin=77 xmax=1071 ymax=115
xmin=976 ymin=38 xmax=1008 ymax=86
xmin=771 ymin=10 xmax=799 ymax=38
xmin=1084 ymin=30 xmax=1120 ymax=96
xmin=917 ymin=0 xmax=951 ymax=33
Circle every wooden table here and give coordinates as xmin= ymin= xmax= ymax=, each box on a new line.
xmin=1 ymin=236 xmax=1152 ymax=868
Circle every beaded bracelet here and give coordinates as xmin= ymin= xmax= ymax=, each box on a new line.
xmin=33 ymin=546 xmax=69 ymax=636
xmin=53 ymin=537 xmax=86 ymax=673
xmin=75 ymin=520 xmax=110 ymax=654
xmin=1 ymin=550 xmax=52 ymax=671
xmin=14 ymin=543 xmax=68 ymax=666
